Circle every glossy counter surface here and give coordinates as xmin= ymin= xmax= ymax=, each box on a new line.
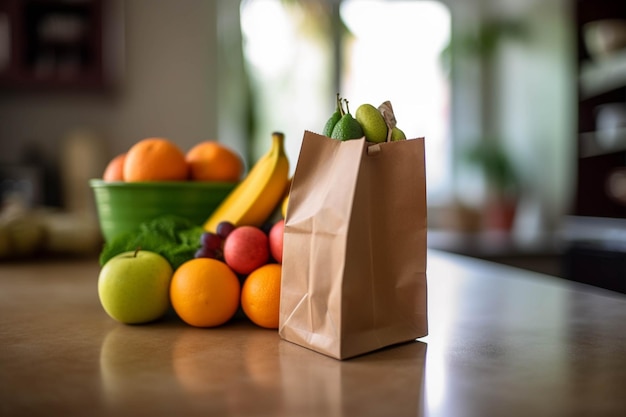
xmin=1 ymin=250 xmax=625 ymax=417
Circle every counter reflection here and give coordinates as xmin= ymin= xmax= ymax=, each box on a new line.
xmin=98 ymin=320 xmax=427 ymax=416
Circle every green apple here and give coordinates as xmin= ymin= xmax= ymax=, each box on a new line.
xmin=98 ymin=249 xmax=173 ymax=324
xmin=391 ymin=126 xmax=406 ymax=141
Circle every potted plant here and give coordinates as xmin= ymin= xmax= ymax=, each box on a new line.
xmin=462 ymin=140 xmax=519 ymax=232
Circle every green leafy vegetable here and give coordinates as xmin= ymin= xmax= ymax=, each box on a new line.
xmin=99 ymin=215 xmax=203 ymax=270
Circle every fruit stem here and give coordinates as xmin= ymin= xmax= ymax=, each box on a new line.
xmin=336 ymin=93 xmax=344 ymax=117
xmin=271 ymin=132 xmax=286 ymax=156
xmin=344 ymin=99 xmax=351 ymax=115
xmin=134 ymin=247 xmax=141 ymax=257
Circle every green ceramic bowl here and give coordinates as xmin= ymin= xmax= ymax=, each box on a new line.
xmin=90 ymin=179 xmax=236 ymax=242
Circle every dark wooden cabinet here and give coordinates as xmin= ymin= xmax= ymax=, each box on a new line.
xmin=0 ymin=0 xmax=122 ymax=90
xmin=574 ymin=0 xmax=626 ymax=219
xmin=564 ymin=0 xmax=626 ymax=294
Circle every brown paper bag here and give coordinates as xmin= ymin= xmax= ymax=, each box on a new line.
xmin=279 ymin=130 xmax=428 ymax=360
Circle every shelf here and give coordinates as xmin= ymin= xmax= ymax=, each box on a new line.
xmin=561 ymin=215 xmax=626 ymax=246
xmin=580 ymin=50 xmax=626 ymax=99
xmin=573 ymin=2 xmax=626 ymax=233
xmin=0 ymin=0 xmax=123 ymax=91
xmin=579 ymin=128 xmax=626 ymax=158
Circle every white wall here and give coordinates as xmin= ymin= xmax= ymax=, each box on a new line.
xmin=0 ymin=0 xmax=218 ymax=167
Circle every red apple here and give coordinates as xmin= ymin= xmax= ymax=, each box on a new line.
xmin=223 ymin=226 xmax=269 ymax=275
xmin=268 ymin=219 xmax=284 ymax=263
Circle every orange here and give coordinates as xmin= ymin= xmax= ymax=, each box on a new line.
xmin=185 ymin=141 xmax=244 ymax=182
xmin=123 ymin=137 xmax=189 ymax=182
xmin=170 ymin=258 xmax=241 ymax=327
xmin=241 ymin=263 xmax=282 ymax=329
xmin=102 ymin=153 xmax=126 ymax=181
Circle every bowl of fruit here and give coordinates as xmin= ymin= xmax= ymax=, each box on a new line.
xmin=90 ymin=179 xmax=238 ymax=242
xmin=91 ymin=137 xmax=243 ymax=242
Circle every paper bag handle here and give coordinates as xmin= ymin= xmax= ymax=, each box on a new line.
xmin=378 ymin=101 xmax=397 ymax=143
xmin=367 ymin=143 xmax=382 ymax=156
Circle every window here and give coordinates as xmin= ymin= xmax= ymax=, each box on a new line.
xmin=240 ymin=0 xmax=451 ymax=204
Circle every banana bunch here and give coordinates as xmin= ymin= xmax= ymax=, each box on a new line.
xmin=203 ymin=132 xmax=290 ymax=233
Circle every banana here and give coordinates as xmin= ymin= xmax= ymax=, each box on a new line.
xmin=203 ymin=132 xmax=290 ymax=233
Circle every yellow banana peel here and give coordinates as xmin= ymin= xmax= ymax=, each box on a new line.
xmin=203 ymin=132 xmax=290 ymax=233
xmin=281 ymin=194 xmax=289 ymax=219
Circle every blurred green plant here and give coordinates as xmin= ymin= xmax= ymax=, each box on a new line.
xmin=441 ymin=16 xmax=526 ymax=198
xmin=440 ymin=17 xmax=527 ymax=69
xmin=462 ymin=140 xmax=519 ymax=197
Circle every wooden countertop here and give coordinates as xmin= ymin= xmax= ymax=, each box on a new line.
xmin=1 ymin=250 xmax=625 ymax=417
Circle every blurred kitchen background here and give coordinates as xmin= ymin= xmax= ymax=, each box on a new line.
xmin=0 ymin=0 xmax=624 ymax=291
